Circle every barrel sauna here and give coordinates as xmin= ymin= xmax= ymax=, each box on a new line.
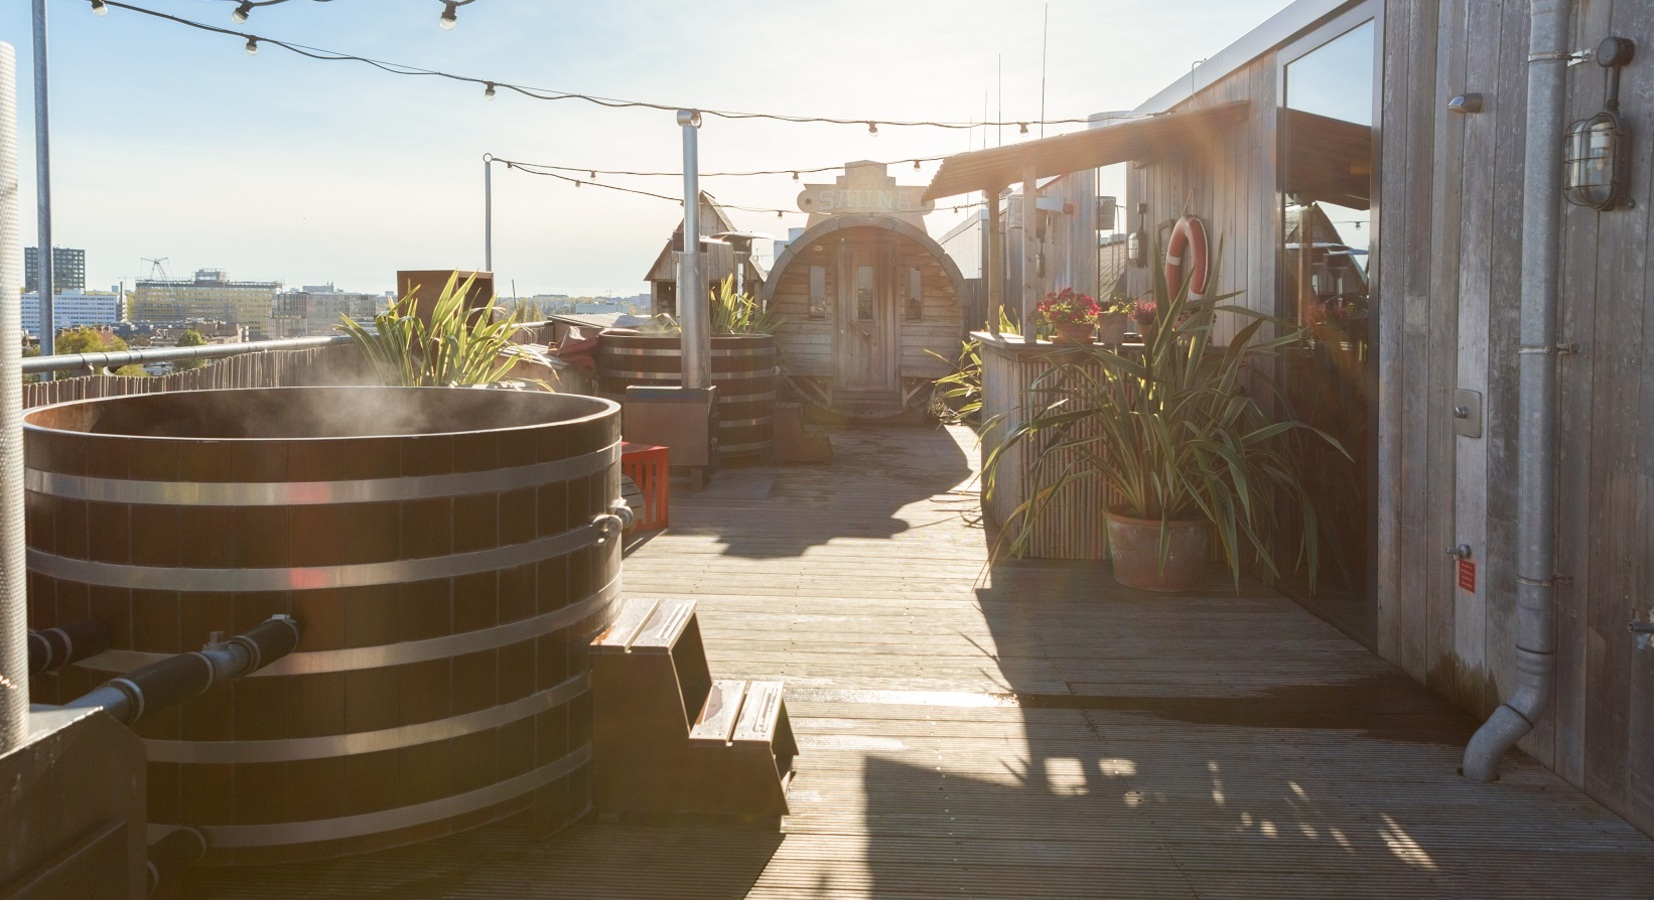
xmin=23 ymin=387 xmax=623 ymax=865
xmin=597 ymin=334 xmax=778 ymax=459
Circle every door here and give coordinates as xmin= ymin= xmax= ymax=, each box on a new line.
xmin=1277 ymin=11 xmax=1379 ymax=647
xmin=835 ymin=239 xmax=899 ymax=394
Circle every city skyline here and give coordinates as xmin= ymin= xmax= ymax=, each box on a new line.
xmin=4 ymin=0 xmax=1288 ymax=297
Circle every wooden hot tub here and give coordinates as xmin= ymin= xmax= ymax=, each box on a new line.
xmin=23 ymin=386 xmax=623 ymax=865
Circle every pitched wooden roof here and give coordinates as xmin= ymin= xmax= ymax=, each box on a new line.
xmin=922 ymin=100 xmax=1251 ymax=201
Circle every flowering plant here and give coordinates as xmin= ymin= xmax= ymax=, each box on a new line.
xmin=1102 ymin=293 xmax=1135 ymax=316
xmin=1128 ymin=298 xmax=1158 ymax=329
xmin=1036 ymin=288 xmax=1102 ymax=326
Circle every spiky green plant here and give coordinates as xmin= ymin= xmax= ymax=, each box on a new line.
xmin=983 ymin=239 xmax=1345 ymax=590
xmin=709 ymin=276 xmax=782 ymax=335
xmin=337 ymin=272 xmax=539 ymax=387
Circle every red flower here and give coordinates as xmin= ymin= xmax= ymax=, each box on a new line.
xmin=1036 ymin=288 xmax=1102 ymax=326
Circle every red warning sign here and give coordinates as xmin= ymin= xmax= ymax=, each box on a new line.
xmin=1457 ymin=559 xmax=1477 ymax=593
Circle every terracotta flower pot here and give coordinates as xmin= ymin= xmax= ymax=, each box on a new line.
xmin=1052 ymin=322 xmax=1093 ymax=345
xmin=1104 ymin=509 xmax=1210 ymax=592
xmin=1095 ymin=313 xmax=1129 ymax=345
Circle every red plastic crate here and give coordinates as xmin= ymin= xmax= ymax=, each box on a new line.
xmin=620 ymin=441 xmax=670 ymax=531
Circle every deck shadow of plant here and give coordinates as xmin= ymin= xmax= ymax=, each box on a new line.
xmin=695 ymin=424 xmax=973 ymax=560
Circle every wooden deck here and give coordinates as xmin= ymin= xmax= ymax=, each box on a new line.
xmin=188 ymin=425 xmax=1654 ymax=898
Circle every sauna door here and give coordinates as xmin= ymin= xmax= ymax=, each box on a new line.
xmin=835 ymin=240 xmax=899 ymax=393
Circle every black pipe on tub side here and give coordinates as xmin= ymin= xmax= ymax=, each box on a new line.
xmin=146 ymin=827 xmax=206 ymax=898
xmin=63 ymin=615 xmax=300 ymax=725
xmin=27 ymin=617 xmax=110 ymax=674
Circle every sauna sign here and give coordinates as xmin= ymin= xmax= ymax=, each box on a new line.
xmin=798 ymin=161 xmax=935 ymax=228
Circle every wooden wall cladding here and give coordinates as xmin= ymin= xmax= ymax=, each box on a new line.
xmin=1123 ymin=0 xmax=1654 ymax=837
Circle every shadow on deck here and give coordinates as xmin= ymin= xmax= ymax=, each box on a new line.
xmin=186 ymin=424 xmax=1654 ymax=899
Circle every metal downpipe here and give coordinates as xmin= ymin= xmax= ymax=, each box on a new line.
xmin=1463 ymin=0 xmax=1571 ymax=782
xmin=0 ymin=43 xmax=27 ymax=755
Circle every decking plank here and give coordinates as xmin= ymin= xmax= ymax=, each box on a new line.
xmin=186 ymin=425 xmax=1654 ymax=899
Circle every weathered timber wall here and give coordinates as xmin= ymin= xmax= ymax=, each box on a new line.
xmin=1119 ymin=0 xmax=1654 ymax=837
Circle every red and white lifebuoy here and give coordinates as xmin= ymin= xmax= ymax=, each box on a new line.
xmin=1164 ymin=215 xmax=1211 ymax=300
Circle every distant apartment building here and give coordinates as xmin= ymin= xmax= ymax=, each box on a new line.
xmin=24 ymin=247 xmax=86 ymax=294
xmin=131 ymin=268 xmax=281 ymax=328
xmin=270 ymin=284 xmax=382 ymax=338
xmin=21 ymin=290 xmax=123 ymax=337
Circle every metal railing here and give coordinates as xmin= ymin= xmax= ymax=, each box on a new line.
xmin=22 ymin=333 xmax=353 ymax=375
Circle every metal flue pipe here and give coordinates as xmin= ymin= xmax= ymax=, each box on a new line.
xmin=1463 ymin=0 xmax=1572 ymax=782
xmin=0 ymin=42 xmax=27 ymax=755
xmin=677 ymin=108 xmax=710 ymax=390
xmin=30 ymin=1 xmax=52 ymax=356
xmin=64 ymin=615 xmax=300 ymax=725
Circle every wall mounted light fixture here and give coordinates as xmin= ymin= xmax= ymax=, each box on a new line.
xmin=1564 ymin=36 xmax=1637 ymax=211
xmin=1448 ymin=93 xmax=1484 ymax=114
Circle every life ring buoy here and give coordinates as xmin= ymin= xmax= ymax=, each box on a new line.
xmin=1164 ymin=215 xmax=1210 ymax=300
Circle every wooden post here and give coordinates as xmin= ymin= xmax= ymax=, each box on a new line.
xmin=1021 ymin=160 xmax=1039 ymax=344
xmin=986 ymin=186 xmax=1002 ymax=337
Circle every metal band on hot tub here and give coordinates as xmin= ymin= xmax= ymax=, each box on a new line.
xmin=607 ymin=346 xmax=775 ymax=358
xmin=143 ymin=672 xmax=592 ymax=763
xmin=602 ymin=367 xmax=777 ymax=382
xmin=148 ymin=744 xmax=593 ymax=849
xmin=28 ymin=516 xmax=614 ymax=593
xmin=25 ymin=440 xmax=620 ymax=506
xmin=75 ymin=574 xmax=619 ymax=677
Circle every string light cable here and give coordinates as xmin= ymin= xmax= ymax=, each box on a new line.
xmin=89 ymin=1 xmax=1110 ymax=132
xmin=489 ymin=157 xmax=985 ymax=218
xmin=489 ymin=155 xmax=953 ymax=180
xmin=217 ymin=0 xmax=334 ymax=25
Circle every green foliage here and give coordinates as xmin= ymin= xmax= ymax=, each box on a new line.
xmin=172 ymin=328 xmax=207 ymax=373
xmin=56 ymin=326 xmax=122 ymax=356
xmin=983 ymin=238 xmax=1345 ymax=590
xmin=709 ymin=276 xmax=781 ymax=335
xmin=337 ymin=272 xmax=539 ymax=388
xmin=926 ymin=338 xmax=983 ymax=424
xmin=55 ymin=326 xmax=145 ymax=377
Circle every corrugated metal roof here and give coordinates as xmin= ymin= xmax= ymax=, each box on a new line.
xmin=922 ymin=100 xmax=1251 ymax=201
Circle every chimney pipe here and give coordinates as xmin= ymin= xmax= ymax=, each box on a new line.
xmin=0 ymin=42 xmax=28 ymax=754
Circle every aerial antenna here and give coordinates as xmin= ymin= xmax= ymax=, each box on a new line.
xmin=1040 ymin=4 xmax=1049 ymax=138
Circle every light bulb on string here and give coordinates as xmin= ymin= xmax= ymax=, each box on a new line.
xmin=231 ymin=2 xmax=253 ymax=23
xmin=439 ymin=2 xmax=459 ymax=29
xmin=484 ymin=82 xmax=496 ymax=100
xmin=245 ymin=37 xmax=259 ymax=56
xmin=90 ymin=0 xmax=108 ymax=15
xmin=1019 ymin=123 xmax=1029 ymax=134
xmin=867 ymin=122 xmax=878 ymax=136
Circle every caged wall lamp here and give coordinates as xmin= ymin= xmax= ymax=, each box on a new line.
xmin=1564 ymin=36 xmax=1637 ymax=211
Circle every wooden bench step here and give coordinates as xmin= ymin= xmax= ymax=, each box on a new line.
xmin=688 ymin=679 xmax=747 ymax=746
xmin=731 ymin=681 xmax=784 ymax=745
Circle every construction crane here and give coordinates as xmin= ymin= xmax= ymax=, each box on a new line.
xmin=139 ymin=257 xmax=176 ymax=323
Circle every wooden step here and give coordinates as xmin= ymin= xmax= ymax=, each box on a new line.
xmin=688 ymin=680 xmax=747 ymax=746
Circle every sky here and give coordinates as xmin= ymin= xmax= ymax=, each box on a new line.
xmin=2 ymin=0 xmax=1291 ymax=298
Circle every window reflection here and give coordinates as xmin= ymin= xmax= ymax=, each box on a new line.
xmin=1276 ymin=14 xmax=1378 ymax=632
xmin=1282 ymin=19 xmax=1374 ymax=330
xmin=857 ymin=266 xmax=875 ymax=320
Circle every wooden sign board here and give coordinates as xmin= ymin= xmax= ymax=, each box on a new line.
xmin=797 ymin=161 xmax=934 ymax=228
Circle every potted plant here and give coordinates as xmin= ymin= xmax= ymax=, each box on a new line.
xmin=1095 ymin=294 xmax=1133 ymax=345
xmin=985 ymin=241 xmax=1345 ymax=592
xmin=1037 ymin=288 xmax=1101 ymax=345
xmin=337 ymin=271 xmax=544 ymax=388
